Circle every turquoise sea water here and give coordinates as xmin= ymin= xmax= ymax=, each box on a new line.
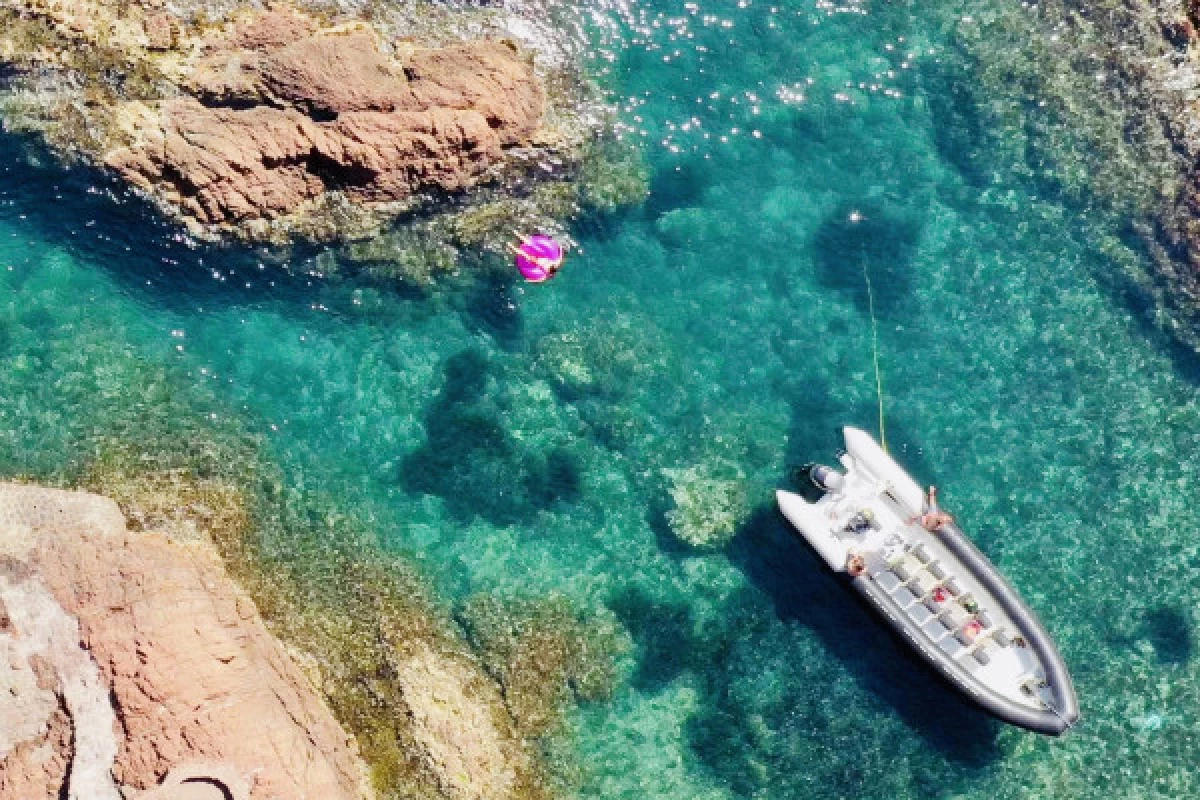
xmin=3 ymin=0 xmax=1200 ymax=797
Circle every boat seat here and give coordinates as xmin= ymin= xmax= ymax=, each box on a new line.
xmin=892 ymin=561 xmax=914 ymax=583
xmin=973 ymin=646 xmax=992 ymax=667
xmin=892 ymin=586 xmax=919 ymax=609
xmin=955 ymin=623 xmax=984 ymax=647
xmin=911 ymin=543 xmax=932 ymax=563
xmin=923 ymin=616 xmax=952 ymax=641
xmin=943 ymin=577 xmax=964 ymax=596
xmin=940 ymin=636 xmax=966 ymax=658
xmin=874 ymin=570 xmax=902 ymax=592
xmin=908 ymin=603 xmax=933 ymax=625
xmin=923 ymin=595 xmax=944 ymax=613
xmin=909 ymin=571 xmax=939 ymax=596
xmin=976 ymin=610 xmax=994 ymax=629
xmin=927 ymin=561 xmax=947 ymax=580
xmin=940 ymin=605 xmax=971 ymax=629
xmin=993 ymin=629 xmax=1012 ymax=647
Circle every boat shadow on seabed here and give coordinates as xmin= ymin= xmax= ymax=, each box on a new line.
xmin=727 ymin=503 xmax=1004 ymax=768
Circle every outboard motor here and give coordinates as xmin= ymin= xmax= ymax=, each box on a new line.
xmin=808 ymin=463 xmax=845 ymax=493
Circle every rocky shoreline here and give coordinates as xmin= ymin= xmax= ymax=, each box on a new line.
xmin=0 ymin=481 xmax=615 ymax=799
xmin=0 ymin=482 xmax=372 ymax=799
xmin=0 ymin=0 xmax=621 ymax=244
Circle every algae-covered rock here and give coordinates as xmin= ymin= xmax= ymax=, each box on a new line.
xmin=333 ymin=171 xmax=632 ymax=286
xmin=459 ymin=593 xmax=628 ymax=737
xmin=577 ymin=139 xmax=650 ymax=212
xmin=535 ymin=313 xmax=666 ymax=397
xmin=393 ymin=643 xmax=529 ymax=800
xmin=662 ymin=462 xmax=750 ymax=549
xmin=929 ymin=0 xmax=1200 ymax=351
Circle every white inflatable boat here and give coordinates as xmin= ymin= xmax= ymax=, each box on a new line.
xmin=776 ymin=427 xmax=1079 ymax=735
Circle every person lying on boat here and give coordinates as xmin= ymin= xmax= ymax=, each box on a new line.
xmin=846 ymin=552 xmax=867 ymax=577
xmin=909 ymin=485 xmax=954 ymax=532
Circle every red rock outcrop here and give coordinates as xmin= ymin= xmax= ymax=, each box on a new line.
xmin=255 ymin=31 xmax=417 ymax=116
xmin=0 ymin=0 xmax=577 ymax=241
xmin=0 ymin=483 xmax=373 ymax=800
xmin=99 ymin=10 xmax=546 ymax=231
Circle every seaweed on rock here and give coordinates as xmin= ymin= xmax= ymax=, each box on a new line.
xmin=458 ymin=592 xmax=628 ymax=738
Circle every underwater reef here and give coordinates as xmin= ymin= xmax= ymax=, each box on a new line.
xmin=0 ymin=0 xmax=644 ymax=247
xmin=930 ymin=0 xmax=1200 ymax=350
xmin=662 ymin=462 xmax=749 ymax=550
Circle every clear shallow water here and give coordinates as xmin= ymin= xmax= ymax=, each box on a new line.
xmin=3 ymin=0 xmax=1200 ymax=797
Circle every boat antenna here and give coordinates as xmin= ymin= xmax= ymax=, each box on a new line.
xmin=856 ymin=229 xmax=888 ymax=452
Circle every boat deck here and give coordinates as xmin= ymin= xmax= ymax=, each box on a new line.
xmin=814 ymin=467 xmax=1052 ymax=712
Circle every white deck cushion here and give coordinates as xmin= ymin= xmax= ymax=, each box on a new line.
xmin=892 ymin=587 xmax=918 ymax=608
xmin=941 ymin=605 xmax=970 ymax=629
xmin=909 ymin=604 xmax=933 ymax=625
xmin=923 ymin=616 xmax=951 ymax=640
xmin=875 ymin=571 xmax=901 ymax=592
xmin=910 ymin=572 xmax=939 ymax=595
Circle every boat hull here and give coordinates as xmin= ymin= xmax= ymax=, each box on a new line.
xmin=776 ymin=427 xmax=1079 ymax=736
xmin=848 ymin=525 xmax=1078 ymax=735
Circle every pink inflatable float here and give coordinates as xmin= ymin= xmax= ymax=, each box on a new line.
xmin=512 ymin=233 xmax=564 ymax=282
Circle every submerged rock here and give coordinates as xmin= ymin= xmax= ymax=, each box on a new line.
xmin=662 ymin=462 xmax=749 ymax=550
xmin=393 ymin=643 xmax=526 ymax=800
xmin=0 ymin=1 xmax=563 ymax=241
xmin=460 ymin=593 xmax=627 ymax=738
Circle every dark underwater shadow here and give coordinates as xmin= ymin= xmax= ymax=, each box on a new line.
xmin=644 ymin=483 xmax=696 ymax=558
xmin=1103 ymin=604 xmax=1195 ymax=668
xmin=1141 ymin=605 xmax=1194 ymax=666
xmin=399 ymin=349 xmax=582 ymax=526
xmin=918 ymin=59 xmax=993 ymax=190
xmin=1088 ymin=220 xmax=1200 ymax=388
xmin=811 ymin=198 xmax=924 ymax=318
xmin=727 ymin=504 xmax=1003 ymax=767
xmin=644 ymin=160 xmax=714 ymax=219
xmin=453 ymin=267 xmax=525 ymax=351
xmin=608 ymin=585 xmax=700 ymax=692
